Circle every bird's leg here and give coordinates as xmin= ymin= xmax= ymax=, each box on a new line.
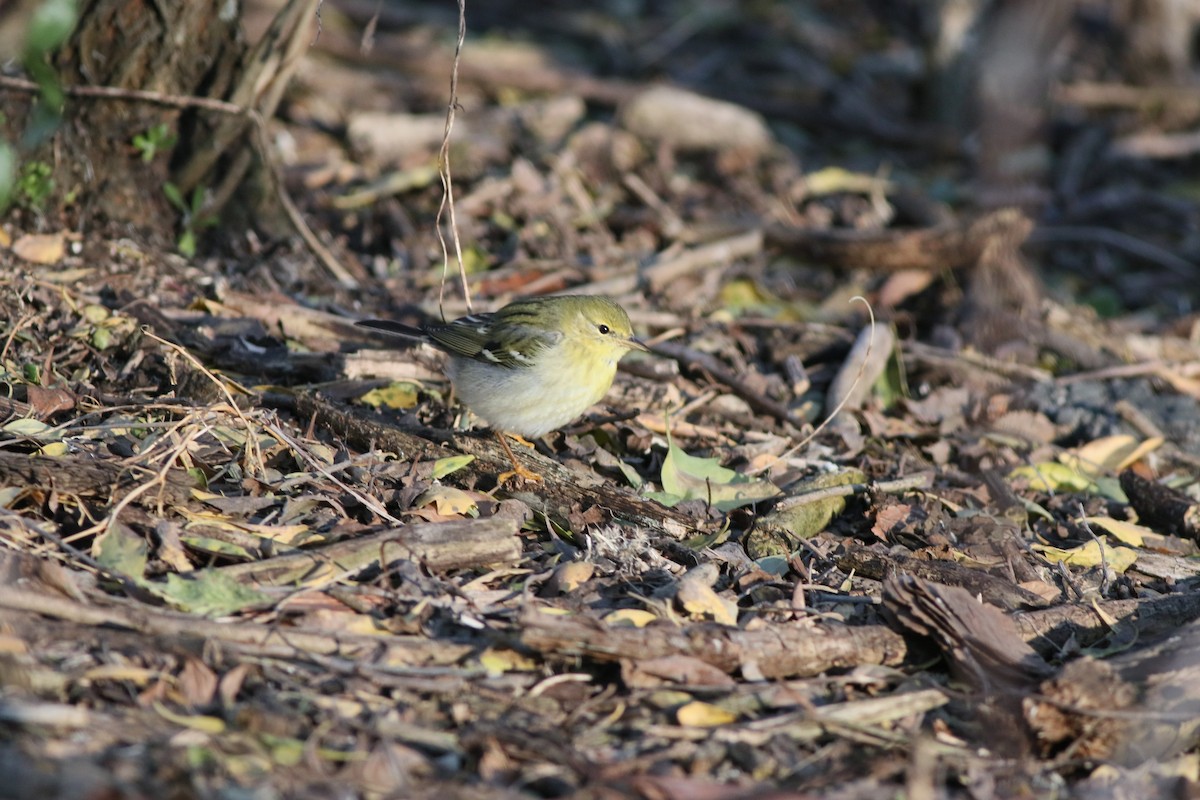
xmin=494 ymin=431 xmax=543 ymax=484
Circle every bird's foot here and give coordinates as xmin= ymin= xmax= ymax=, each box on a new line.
xmin=497 ymin=464 xmax=544 ymax=484
xmin=494 ymin=432 xmax=543 ymax=484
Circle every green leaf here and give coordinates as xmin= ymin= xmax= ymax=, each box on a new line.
xmin=180 ymin=534 xmax=253 ymax=560
xmin=81 ymin=304 xmax=110 ymax=323
xmin=1010 ymin=463 xmax=1095 ymax=493
xmin=153 ymin=569 xmax=270 ymax=616
xmin=25 ymin=0 xmax=78 ymax=55
xmin=189 ymin=186 xmax=205 ymax=215
xmin=177 ymin=229 xmax=197 ymax=258
xmin=614 ymin=460 xmax=643 ymax=489
xmin=681 ymin=525 xmax=730 ymax=551
xmin=431 ymin=454 xmax=475 ymax=479
xmin=2 ymin=417 xmax=56 ymax=440
xmin=754 ymin=555 xmax=791 ymax=576
xmin=91 ymin=326 xmax=111 ymax=350
xmin=754 ymin=468 xmax=866 ymax=543
xmin=654 ymin=425 xmax=780 ymax=511
xmin=95 ymin=523 xmax=148 ymax=579
xmin=163 ymin=182 xmax=185 ymax=210
xmin=0 ymin=142 xmax=14 ymax=211
xmin=2 ymin=419 xmax=49 ymax=438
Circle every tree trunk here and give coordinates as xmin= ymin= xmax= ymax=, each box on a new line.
xmin=37 ymin=0 xmax=243 ymax=234
xmin=4 ymin=0 xmax=314 ymax=243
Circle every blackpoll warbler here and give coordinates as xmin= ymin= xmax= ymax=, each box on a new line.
xmin=358 ymin=295 xmax=647 ymax=482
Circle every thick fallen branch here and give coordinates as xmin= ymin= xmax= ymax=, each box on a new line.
xmin=519 ymin=607 xmax=908 ymax=679
xmin=266 ymin=391 xmax=702 ymax=540
xmin=0 ymin=451 xmax=194 ymax=508
xmin=837 ymin=546 xmax=1052 ymax=611
xmin=0 ymin=585 xmax=472 ymax=666
xmin=885 ymin=576 xmax=1200 ymax=765
xmin=218 ymin=517 xmax=521 ymax=584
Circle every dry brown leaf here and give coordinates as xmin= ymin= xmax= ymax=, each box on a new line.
xmin=544 ymin=561 xmax=595 ymax=594
xmin=871 ymin=503 xmax=914 ymax=542
xmin=12 ymin=232 xmax=66 ymax=264
xmin=178 ymin=657 xmax=218 ymax=708
xmin=25 ymin=386 xmax=76 ymax=418
xmin=218 ymin=663 xmax=252 ymax=707
xmin=990 ymin=410 xmax=1058 ymax=444
xmin=877 ymin=268 xmax=935 ymax=309
xmin=622 ymin=655 xmax=736 ymax=688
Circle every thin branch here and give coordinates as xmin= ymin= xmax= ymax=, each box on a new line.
xmin=435 ymin=0 xmax=471 ymax=318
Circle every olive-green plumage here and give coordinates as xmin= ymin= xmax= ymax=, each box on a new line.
xmin=357 ymin=295 xmax=645 ymax=438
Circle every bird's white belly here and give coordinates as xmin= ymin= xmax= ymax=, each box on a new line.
xmin=449 ymin=352 xmax=617 ymax=437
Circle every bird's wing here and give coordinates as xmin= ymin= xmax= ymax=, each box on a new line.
xmin=428 ymin=315 xmax=562 ymax=368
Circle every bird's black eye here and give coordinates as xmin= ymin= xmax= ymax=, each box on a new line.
xmin=597 ymin=324 xmax=611 ymax=335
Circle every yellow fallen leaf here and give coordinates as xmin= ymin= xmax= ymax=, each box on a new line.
xmin=1086 ymin=516 xmax=1152 ymax=547
xmin=1061 ymin=435 xmax=1162 ymax=477
xmin=178 ymin=510 xmax=309 ymax=545
xmin=676 ymin=581 xmax=738 ymax=626
xmin=479 ymin=647 xmax=538 ymax=676
xmin=548 ymin=561 xmax=595 ymax=593
xmin=1062 ymin=435 xmax=1137 ymax=476
xmin=346 ymin=615 xmax=386 ymax=635
xmin=1033 ymin=540 xmax=1138 ymax=572
xmin=676 ymin=700 xmax=736 ymax=727
xmin=360 ymin=382 xmax=420 ymax=410
xmin=1116 ymin=437 xmax=1164 ymax=470
xmin=414 ymin=485 xmax=477 ymax=516
xmin=804 ymin=166 xmax=893 ymax=197
xmin=1010 ymin=463 xmax=1093 ymax=493
xmin=604 ymin=609 xmax=659 ymax=628
xmin=154 ymin=702 xmax=226 ymax=734
xmin=431 ymin=454 xmax=475 ymax=479
xmin=81 ymin=665 xmax=164 ymax=685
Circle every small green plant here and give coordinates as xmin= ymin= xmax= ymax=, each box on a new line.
xmin=0 ymin=144 xmax=15 ymax=211
xmin=0 ymin=0 xmax=79 ymax=211
xmin=15 ymin=160 xmax=54 ymax=209
xmin=132 ymin=123 xmax=177 ymax=163
xmin=163 ymin=182 xmax=217 ymax=258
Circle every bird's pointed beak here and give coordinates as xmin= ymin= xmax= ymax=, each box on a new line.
xmin=625 ymin=337 xmax=650 ymax=352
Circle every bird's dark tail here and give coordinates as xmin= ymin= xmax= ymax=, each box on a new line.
xmin=355 ymin=319 xmax=426 ymax=340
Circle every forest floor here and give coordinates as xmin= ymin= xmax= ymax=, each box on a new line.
xmin=2 ymin=1 xmax=1200 ymax=798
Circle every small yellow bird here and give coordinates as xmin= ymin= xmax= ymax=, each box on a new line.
xmin=358 ymin=295 xmax=646 ymax=482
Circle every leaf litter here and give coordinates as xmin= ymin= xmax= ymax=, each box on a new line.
xmin=2 ymin=1 xmax=1200 ymax=798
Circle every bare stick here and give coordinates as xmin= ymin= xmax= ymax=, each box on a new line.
xmin=434 ymin=0 xmax=471 ymax=317
xmin=748 ymin=296 xmax=878 ymax=475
